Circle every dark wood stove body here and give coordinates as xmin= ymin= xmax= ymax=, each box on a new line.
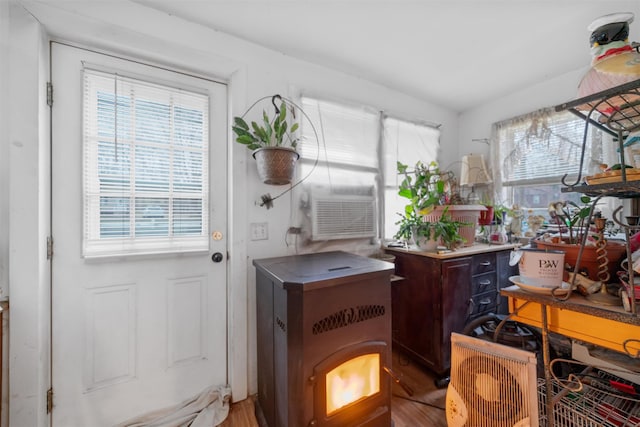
xmin=253 ymin=251 xmax=395 ymax=427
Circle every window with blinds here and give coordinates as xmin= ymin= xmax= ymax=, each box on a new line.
xmin=83 ymin=69 xmax=209 ymax=257
xmin=492 ymin=108 xmax=615 ymax=217
xmin=299 ymin=97 xmax=380 ymax=188
xmin=383 ymin=116 xmax=440 ymax=239
xmin=298 ymin=96 xmax=440 ymax=241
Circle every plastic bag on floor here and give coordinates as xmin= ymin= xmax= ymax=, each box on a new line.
xmin=115 ymin=384 xmax=231 ymax=427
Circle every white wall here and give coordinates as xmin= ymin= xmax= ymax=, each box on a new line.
xmin=0 ymin=3 xmax=9 ymax=426
xmin=3 ymin=1 xmax=460 ymax=424
xmin=0 ymin=0 xmax=9 ymax=301
xmin=458 ymin=69 xmax=588 ymax=164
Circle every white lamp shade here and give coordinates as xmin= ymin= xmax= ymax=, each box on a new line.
xmin=459 ymin=154 xmax=492 ymax=186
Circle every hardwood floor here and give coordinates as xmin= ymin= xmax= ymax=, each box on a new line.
xmin=219 ymin=397 xmax=259 ymax=427
xmin=220 ymin=349 xmax=447 ymax=426
xmin=389 ymin=349 xmax=448 ymax=427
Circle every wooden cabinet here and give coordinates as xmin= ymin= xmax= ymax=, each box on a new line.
xmin=387 ymin=244 xmax=518 ymax=375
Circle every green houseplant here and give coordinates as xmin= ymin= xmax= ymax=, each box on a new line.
xmin=394 ymin=209 xmax=467 ymax=250
xmin=397 ymin=160 xmax=484 ymax=247
xmin=397 ymin=160 xmax=448 ymax=216
xmin=232 ymin=96 xmax=300 ymax=185
xmin=534 ymin=196 xmax=626 ymax=281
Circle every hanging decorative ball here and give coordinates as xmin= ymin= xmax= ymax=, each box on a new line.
xmin=577 ymin=12 xmax=640 ymax=101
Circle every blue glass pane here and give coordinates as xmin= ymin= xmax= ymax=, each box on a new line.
xmin=100 ymin=197 xmax=130 ymax=238
xmin=174 ymin=106 xmax=204 ymax=148
xmin=174 ymin=150 xmax=202 ymax=193
xmin=97 ymin=92 xmax=132 ymax=140
xmin=173 ymin=198 xmax=203 ymax=235
xmin=135 ymin=99 xmax=170 ymax=144
xmin=135 ymin=146 xmax=170 ymax=192
xmin=98 ymin=140 xmax=131 ymax=191
xmin=135 ymin=198 xmax=169 ymax=237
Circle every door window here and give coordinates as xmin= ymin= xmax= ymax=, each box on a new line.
xmin=83 ymin=69 xmax=209 ymax=257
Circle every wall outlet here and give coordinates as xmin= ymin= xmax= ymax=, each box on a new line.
xmin=250 ymin=222 xmax=268 ymax=241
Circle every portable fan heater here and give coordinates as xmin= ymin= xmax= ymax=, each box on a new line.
xmin=446 ymin=333 xmax=539 ymax=427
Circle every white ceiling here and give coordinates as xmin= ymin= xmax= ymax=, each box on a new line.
xmin=27 ymin=0 xmax=640 ymax=113
xmin=131 ymin=0 xmax=640 ymax=113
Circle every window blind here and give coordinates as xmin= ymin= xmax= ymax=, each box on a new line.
xmin=496 ymin=109 xmax=608 ymax=186
xmin=382 ymin=116 xmax=440 ymax=239
xmin=299 ymin=97 xmax=380 ymax=188
xmin=491 ymin=108 xmax=615 ymax=218
xmin=83 ymin=68 xmax=209 ymax=257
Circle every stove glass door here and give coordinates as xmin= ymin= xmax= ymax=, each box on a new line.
xmin=325 ymin=353 xmax=380 ymax=416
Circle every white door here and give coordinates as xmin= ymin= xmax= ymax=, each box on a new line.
xmin=50 ymin=42 xmax=228 ymax=426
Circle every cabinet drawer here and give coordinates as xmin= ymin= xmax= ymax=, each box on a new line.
xmin=472 ymin=253 xmax=496 ymax=275
xmin=468 ymin=290 xmax=498 ymax=318
xmin=471 ymin=272 xmax=497 ymax=295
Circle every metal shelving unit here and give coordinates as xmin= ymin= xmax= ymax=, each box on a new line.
xmin=538 ymin=371 xmax=640 ymax=426
xmin=528 ymin=78 xmax=640 ymax=427
xmin=555 ymin=78 xmax=640 ymax=317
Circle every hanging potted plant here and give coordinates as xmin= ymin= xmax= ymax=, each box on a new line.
xmin=232 ymin=95 xmax=300 ymax=185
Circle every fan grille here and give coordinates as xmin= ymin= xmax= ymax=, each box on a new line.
xmin=448 ymin=333 xmax=539 ymax=427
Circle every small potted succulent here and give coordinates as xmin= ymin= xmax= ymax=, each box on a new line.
xmin=232 ymin=95 xmax=300 ymax=185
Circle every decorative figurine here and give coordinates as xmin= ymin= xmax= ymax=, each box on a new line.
xmin=578 ymin=12 xmax=640 ymax=101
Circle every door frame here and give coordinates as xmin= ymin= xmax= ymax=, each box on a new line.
xmin=9 ymin=12 xmax=251 ymax=426
xmin=53 ymin=40 xmax=248 ymax=418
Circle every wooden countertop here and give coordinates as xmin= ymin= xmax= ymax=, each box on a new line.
xmin=501 ymin=285 xmax=640 ymax=326
xmin=385 ymin=243 xmax=520 ymax=259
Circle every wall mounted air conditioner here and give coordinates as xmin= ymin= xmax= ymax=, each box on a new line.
xmin=310 ymin=192 xmax=376 ymax=241
xmin=446 ymin=332 xmax=539 ymax=427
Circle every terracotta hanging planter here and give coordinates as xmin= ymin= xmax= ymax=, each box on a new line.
xmin=232 ymin=94 xmax=302 ymax=187
xmin=252 ymin=147 xmax=300 ymax=185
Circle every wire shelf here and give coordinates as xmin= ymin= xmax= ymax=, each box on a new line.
xmin=555 ymin=78 xmax=640 ymax=135
xmin=538 ymin=371 xmax=640 ymax=426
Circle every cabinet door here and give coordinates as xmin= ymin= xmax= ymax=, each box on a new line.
xmin=439 ymin=257 xmax=472 ymax=372
xmin=496 ymin=250 xmax=519 ymax=314
xmin=391 ymin=253 xmax=437 ymax=367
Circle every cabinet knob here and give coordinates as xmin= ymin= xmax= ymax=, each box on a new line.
xmin=480 ymin=261 xmax=492 ymax=266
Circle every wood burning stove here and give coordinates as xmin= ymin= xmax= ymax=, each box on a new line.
xmin=253 ymin=251 xmax=394 ymax=427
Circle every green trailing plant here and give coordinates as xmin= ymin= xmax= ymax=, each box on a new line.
xmin=397 ymin=160 xmax=449 ymax=216
xmin=232 ymin=100 xmax=300 ymax=151
xmin=394 ymin=207 xmax=469 ymax=250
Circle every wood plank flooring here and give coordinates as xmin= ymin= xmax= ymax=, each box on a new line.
xmin=389 ymin=349 xmax=448 ymax=427
xmin=220 ymin=349 xmax=447 ymax=426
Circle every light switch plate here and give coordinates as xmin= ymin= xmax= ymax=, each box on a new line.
xmin=250 ymin=222 xmax=268 ymax=241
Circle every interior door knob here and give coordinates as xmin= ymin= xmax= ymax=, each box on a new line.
xmin=211 ymin=252 xmax=224 ymax=263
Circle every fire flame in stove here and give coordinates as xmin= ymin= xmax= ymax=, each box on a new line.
xmin=326 ymin=353 xmax=380 ymax=416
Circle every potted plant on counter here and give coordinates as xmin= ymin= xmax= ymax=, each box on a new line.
xmin=397 ymin=160 xmax=485 ymax=247
xmin=533 ymin=196 xmax=626 ymax=281
xmin=232 ymin=95 xmax=300 ymax=185
xmin=394 ymin=209 xmax=468 ymax=250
